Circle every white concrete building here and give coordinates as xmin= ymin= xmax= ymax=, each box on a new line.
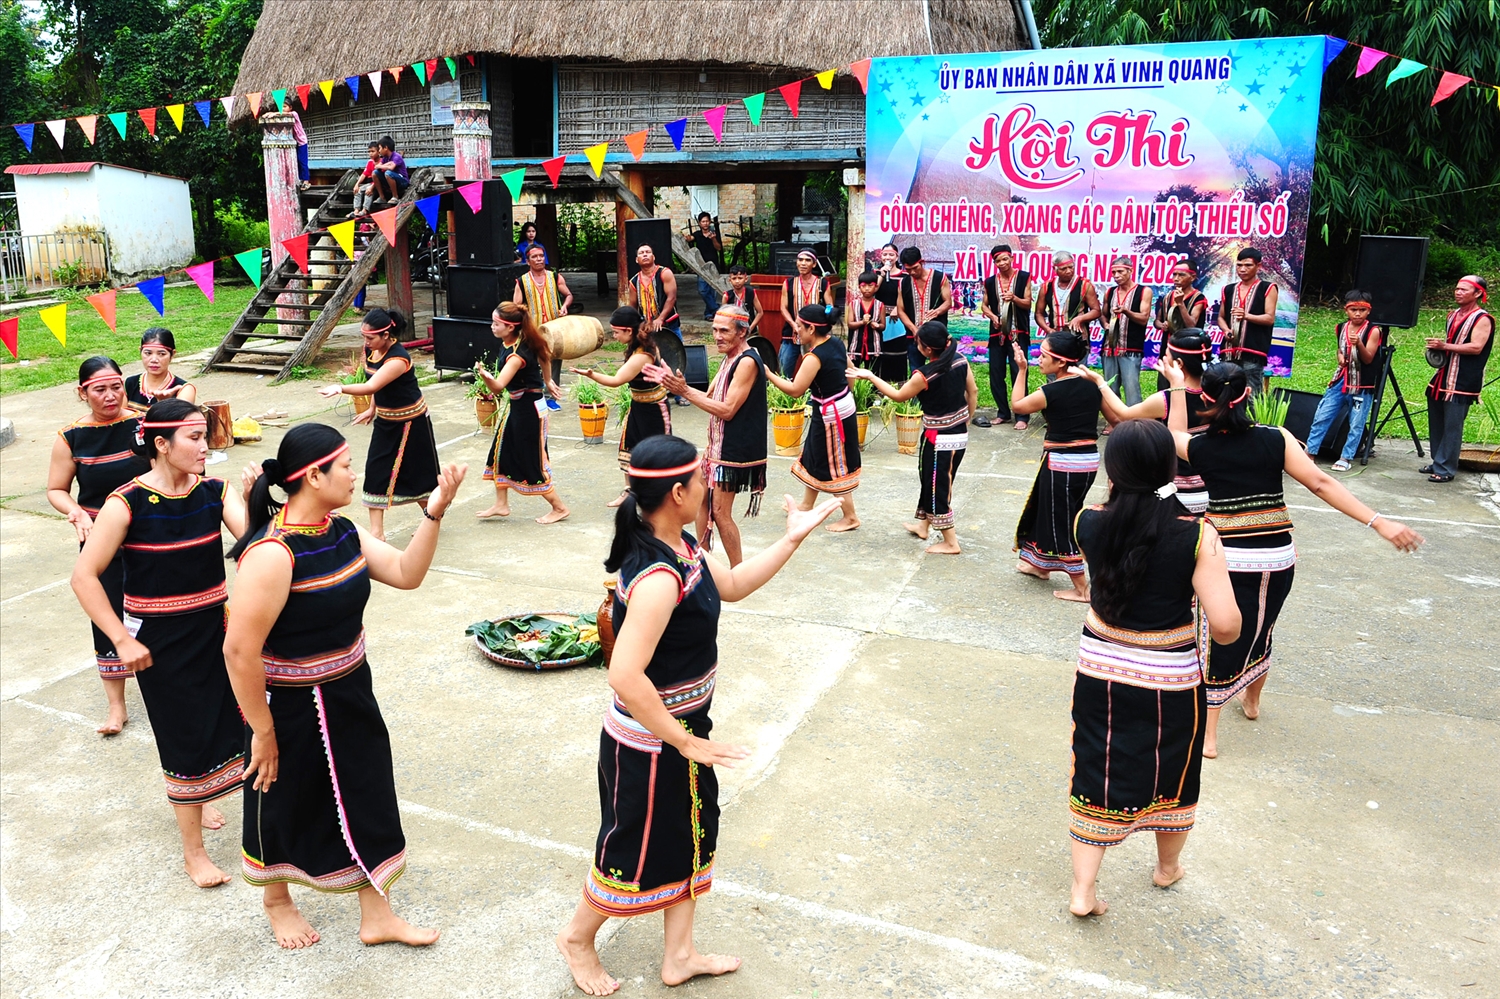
xmin=4 ymin=162 xmax=194 ymax=281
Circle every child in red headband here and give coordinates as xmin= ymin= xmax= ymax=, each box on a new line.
xmin=1304 ymin=289 xmax=1387 ymax=470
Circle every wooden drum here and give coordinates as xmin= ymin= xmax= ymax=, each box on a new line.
xmin=204 ymin=400 xmax=234 ymax=449
xmin=540 ymin=315 xmax=607 ymax=360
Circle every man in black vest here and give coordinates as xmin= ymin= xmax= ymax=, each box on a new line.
xmin=684 ymin=212 xmax=724 ymax=320
xmin=977 ymin=244 xmax=1032 ymax=428
xmin=1423 ymin=275 xmax=1493 ymax=482
xmin=895 ymin=246 xmax=953 ymax=374
xmin=1217 ymin=247 xmax=1279 ymax=394
xmin=1100 ymin=255 xmax=1153 ymax=406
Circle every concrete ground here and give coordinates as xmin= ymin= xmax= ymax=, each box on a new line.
xmin=1 ymin=336 xmax=1498 ymax=999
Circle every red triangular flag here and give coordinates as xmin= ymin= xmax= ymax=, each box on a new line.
xmin=281 ymin=232 xmax=310 ymax=273
xmin=138 ymin=107 xmax=157 ymax=135
xmin=465 ymin=54 xmax=476 ymax=66
xmin=1431 ymin=71 xmax=1472 ymax=105
xmin=425 ymin=58 xmax=438 ymax=81
xmin=86 ymin=289 xmax=117 ymax=331
xmin=623 ymin=129 xmax=648 ymax=161
xmin=372 ymin=206 xmax=399 ymax=246
xmin=0 ymin=316 xmax=17 ymax=359
xmin=296 ymin=84 xmax=311 ymax=110
xmin=542 ymin=155 xmax=566 ymax=188
xmin=849 ymin=58 xmax=872 ymax=94
xmin=778 ymin=80 xmax=802 ymax=117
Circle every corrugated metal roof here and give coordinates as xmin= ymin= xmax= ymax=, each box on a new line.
xmin=5 ymin=162 xmax=101 ymax=176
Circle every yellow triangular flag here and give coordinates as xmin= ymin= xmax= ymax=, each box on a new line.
xmin=165 ymin=103 xmax=185 ymax=131
xmin=816 ymin=69 xmax=836 ymax=89
xmin=328 ymin=219 xmax=356 ymax=258
xmin=39 ymin=303 xmax=67 ymax=346
xmin=584 ymin=141 xmax=608 ymax=178
xmin=319 ymin=79 xmax=335 ymax=103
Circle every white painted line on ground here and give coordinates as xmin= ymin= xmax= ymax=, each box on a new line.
xmin=436 ymin=429 xmax=481 ymax=450
xmin=0 ymin=578 xmax=71 ymax=606
xmin=10 ymin=696 xmax=151 ymax=743
xmin=1286 ymin=504 xmax=1500 ymax=529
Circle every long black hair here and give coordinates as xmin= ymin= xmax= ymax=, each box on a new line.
xmin=1043 ymin=330 xmax=1087 ymax=363
xmin=1200 ymin=362 xmax=1254 ymax=433
xmin=140 ymin=327 xmax=176 ymax=352
xmin=916 ymin=320 xmax=958 ymax=377
xmin=78 ymin=355 xmax=123 ymax=385
xmin=603 ymin=434 xmax=699 ymax=574
xmin=1166 ymin=328 xmax=1211 ymax=380
xmin=131 ymin=398 xmax=204 ymax=461
xmin=227 ymin=423 xmax=348 ymax=560
xmin=610 ymin=305 xmax=654 ymax=357
xmin=1088 ymin=419 xmax=1183 ymax=623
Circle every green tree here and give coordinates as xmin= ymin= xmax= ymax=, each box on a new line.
xmin=1037 ymin=0 xmax=1500 ymax=284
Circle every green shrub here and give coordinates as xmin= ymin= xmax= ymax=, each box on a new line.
xmin=214 ymin=200 xmax=270 ymax=255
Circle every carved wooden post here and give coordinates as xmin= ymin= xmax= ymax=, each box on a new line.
xmin=451 ymin=102 xmax=494 ymax=181
xmin=260 ymin=112 xmax=303 ymax=335
xmin=615 ymin=169 xmax=650 ymax=305
xmin=844 ymin=167 xmax=866 ymax=296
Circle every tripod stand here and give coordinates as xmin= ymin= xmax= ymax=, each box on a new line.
xmin=1358 ymin=344 xmax=1424 ymax=465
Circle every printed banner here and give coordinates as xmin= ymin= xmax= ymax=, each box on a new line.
xmin=865 ymin=37 xmax=1327 ymax=375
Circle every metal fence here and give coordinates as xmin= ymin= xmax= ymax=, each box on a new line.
xmin=0 ymin=229 xmax=112 ymax=301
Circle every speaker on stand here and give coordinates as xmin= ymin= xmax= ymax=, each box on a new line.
xmin=1351 ymin=236 xmax=1429 ymax=464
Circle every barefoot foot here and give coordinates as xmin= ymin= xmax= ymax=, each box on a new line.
xmin=1015 ymin=560 xmax=1051 ymax=580
xmin=606 ymin=492 xmax=628 ymax=509
xmin=359 ymin=909 xmax=440 ymax=947
xmin=1153 ymin=863 xmax=1186 ymax=888
xmin=825 ymin=517 xmax=861 ymax=533
xmin=1201 ymin=743 xmax=1218 ymax=759
xmin=184 ymin=849 xmax=231 ymax=888
xmin=536 ymin=508 xmax=570 ymax=525
xmin=1069 ymin=893 xmax=1108 ymax=917
xmin=903 ymin=521 xmax=930 ymax=540
xmin=555 ymin=930 xmax=619 ymax=996
xmin=201 ymin=805 xmax=226 ymax=830
xmin=661 ymin=950 xmax=742 ymax=987
xmin=476 ymin=504 xmax=511 ymax=519
xmin=96 ymin=707 xmax=128 ymax=736
xmin=924 ymin=540 xmax=962 ymax=554
xmin=1054 ymin=586 xmax=1090 ymax=603
xmin=265 ymin=895 xmax=320 ymax=949
xmin=1238 ymin=695 xmax=1260 ymax=720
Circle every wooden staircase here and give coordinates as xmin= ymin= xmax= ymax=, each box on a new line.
xmin=204 ymin=167 xmax=441 ymax=381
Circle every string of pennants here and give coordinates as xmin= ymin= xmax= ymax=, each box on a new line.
xmin=1325 ymin=37 xmax=1500 ymax=106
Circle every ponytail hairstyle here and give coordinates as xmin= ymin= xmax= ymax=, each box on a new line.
xmin=227 ymin=423 xmax=349 ymax=561
xmin=1043 ymin=330 xmax=1087 ymax=364
xmin=610 ymin=305 xmax=654 ymax=358
xmin=495 ymin=300 xmax=552 ymax=373
xmin=361 ymin=307 xmax=407 ymax=342
xmin=1088 ymin=419 xmax=1183 ymax=624
xmin=140 ymin=327 xmax=176 ymax=353
xmin=603 ymin=434 xmax=700 ymax=574
xmin=1199 ymin=361 xmax=1253 ymax=433
xmin=131 ymin=398 xmax=205 ymax=461
xmin=1166 ymin=328 xmax=1211 ymax=380
xmin=797 ymin=303 xmax=835 ymax=337
xmin=916 ymin=320 xmax=958 ymax=377
xmin=78 ymin=355 xmax=124 ymax=386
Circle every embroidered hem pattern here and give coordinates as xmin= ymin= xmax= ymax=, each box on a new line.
xmin=791 ymin=462 xmax=861 ymax=494
xmin=241 ymin=849 xmax=407 ymax=894
xmin=585 ymin=863 xmax=714 ymax=917
xmin=164 ymin=754 xmax=246 ymax=806
xmin=1068 ymin=797 xmax=1197 ymax=847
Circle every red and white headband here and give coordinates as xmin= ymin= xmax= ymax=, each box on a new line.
xmin=79 ymin=371 xmax=123 ymax=390
xmin=626 ymin=458 xmax=700 ymax=479
xmin=284 ymin=442 xmax=350 ymax=482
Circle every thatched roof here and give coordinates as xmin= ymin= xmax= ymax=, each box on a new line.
xmin=232 ymin=0 xmax=1024 ymax=93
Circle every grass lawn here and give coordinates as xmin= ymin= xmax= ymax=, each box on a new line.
xmin=0 ymin=283 xmax=257 ymax=395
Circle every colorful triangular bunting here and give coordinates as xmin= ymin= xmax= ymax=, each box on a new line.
xmin=584 ymin=142 xmax=609 ymax=177
xmin=1386 ymin=58 xmax=1427 ymax=87
xmin=165 ymin=104 xmax=185 ymax=132
xmin=412 ymin=62 xmax=427 ymax=86
xmin=445 ymin=57 xmax=457 ymax=79
xmin=295 ymin=84 xmax=311 ymax=110
xmin=1322 ymin=37 xmax=1348 ymax=71
xmin=1431 ymin=71 xmax=1472 ymax=105
xmin=138 ymin=108 xmax=157 ymax=136
xmin=346 ymin=76 xmax=360 ymax=101
xmin=0 ymin=316 xmax=17 ymax=360
xmin=414 ymin=194 xmax=441 ymax=230
xmin=663 ymin=118 xmax=687 ymax=151
xmin=247 ymin=92 xmax=263 ymax=116
xmin=107 ymin=112 xmax=128 ymax=139
xmin=137 ymin=276 xmax=166 ymax=316
xmin=743 ymin=92 xmax=765 ymax=126
xmin=499 ymin=167 xmax=525 ymax=201
xmin=542 ymin=155 xmax=566 ymax=188
xmin=425 ymin=59 xmax=438 ymax=82
xmin=219 ymin=96 xmax=235 ymax=119
xmin=778 ymin=80 xmax=802 ymax=117
xmin=39 ymin=303 xmax=67 ymax=346
xmin=318 ymin=80 xmax=334 ymax=104
xmin=86 ymin=289 xmax=117 ymax=330
xmin=367 ymin=71 xmax=382 ymax=97
xmin=623 ymin=129 xmax=648 ymax=160
xmin=390 ymin=66 xmax=403 ymax=84
xmin=194 ymin=100 xmax=212 ymax=127
xmin=815 ymin=69 xmax=836 ymax=90
xmin=1355 ymin=46 xmax=1388 ymax=77
xmin=44 ymin=119 xmax=66 ymax=147
xmin=702 ymin=105 xmax=727 ymax=143
xmin=12 ymin=123 xmax=32 ymax=152
xmin=328 ymin=220 xmax=356 ymax=258
xmin=372 ymin=206 xmax=399 ymax=246
xmin=233 ymin=248 xmax=263 ymax=287
xmin=849 ymin=58 xmax=872 ymax=94
xmin=270 ymin=88 xmax=287 ymax=111
xmin=457 ymin=181 xmax=484 ymax=214
xmin=281 ymin=233 xmax=310 ymax=273
xmin=185 ymin=261 xmax=215 ymax=302
xmin=76 ymin=114 xmax=96 ymax=144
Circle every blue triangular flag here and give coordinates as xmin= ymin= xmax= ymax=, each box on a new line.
xmin=138 ymin=276 xmax=166 ymax=316
xmin=14 ymin=123 xmax=34 ymax=152
xmin=194 ymin=100 xmax=212 ymax=127
xmin=345 ymin=75 xmax=360 ymax=101
xmin=663 ymin=117 xmax=687 ymax=151
xmin=414 ymin=194 xmax=441 ymax=231
xmin=1322 ymin=36 xmax=1349 ymax=71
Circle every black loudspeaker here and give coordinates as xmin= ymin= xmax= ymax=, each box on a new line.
xmin=432 ymin=316 xmax=501 ymax=372
xmin=1354 ymin=236 xmax=1428 ymax=329
xmin=625 ymin=218 xmax=673 ymax=279
xmin=683 ymin=344 xmax=710 ymax=391
xmin=452 ymin=179 xmax=515 ymax=266
xmin=447 ymin=263 xmax=527 ymax=319
xmin=1281 ymin=388 xmax=1326 ymax=445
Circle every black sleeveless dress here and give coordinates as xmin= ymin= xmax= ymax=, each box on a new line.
xmin=239 ymin=511 xmax=407 ymax=895
xmin=1187 ymin=426 xmax=1296 ymax=707
xmin=60 ymin=416 xmax=149 ymax=677
xmin=1163 ymin=388 xmax=1210 ymax=514
xmin=109 ymin=475 xmax=244 ymax=805
xmin=587 ymin=532 xmax=721 ymax=917
xmin=1070 ymin=509 xmax=1207 ymax=846
xmin=1015 ymin=376 xmax=1101 ymax=576
xmin=484 ymin=339 xmax=554 ymax=493
xmin=124 ymin=373 xmax=188 ymax=413
xmin=791 ymin=336 xmax=861 ymax=494
xmin=914 ymin=354 xmax=970 ymax=531
xmin=362 ymin=343 xmax=439 ymax=509
xmin=619 ymin=347 xmax=670 ymax=471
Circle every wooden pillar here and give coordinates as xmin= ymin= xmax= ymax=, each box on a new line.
xmin=533 ymin=202 xmax=558 ymax=264
xmin=386 ymin=226 xmax=413 ymax=330
xmin=260 ymin=112 xmax=304 ymax=335
xmin=843 ymin=167 xmax=866 ymax=290
xmin=615 ymin=169 xmax=650 ymax=305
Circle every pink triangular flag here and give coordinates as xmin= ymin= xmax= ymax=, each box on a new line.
xmin=44 ymin=119 xmax=66 ymax=147
xmin=457 ymin=181 xmax=484 ymax=214
xmin=778 ymin=80 xmax=802 ymax=117
xmin=371 ymin=206 xmax=399 ymax=246
xmin=185 ymin=261 xmax=214 ymax=302
xmin=1431 ymin=71 xmax=1472 ymax=105
xmin=1354 ymin=47 xmax=1388 ymax=77
xmin=86 ymin=289 xmax=117 ymax=331
xmin=75 ymin=115 xmax=96 ymax=144
xmin=219 ymin=96 xmax=235 ymax=119
xmin=702 ymin=105 xmax=727 ymax=142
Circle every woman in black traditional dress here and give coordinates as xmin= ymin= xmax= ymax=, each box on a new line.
xmin=854 ymin=321 xmax=977 ymax=554
xmin=318 ymin=308 xmax=440 ymax=541
xmin=475 ymin=300 xmax=571 ymax=524
xmin=1011 ymin=331 xmax=1104 ymax=601
xmin=125 ymin=327 xmax=196 ymax=412
xmin=1166 ymin=362 xmax=1424 ymax=757
xmin=1079 ymin=329 xmax=1214 ymax=513
xmin=1067 ymin=419 xmax=1241 ymax=917
xmin=570 ymin=306 xmax=669 ymax=508
xmin=555 ymin=434 xmax=839 ymax=996
xmin=765 ymin=303 xmax=861 ymax=532
xmin=224 ymin=423 xmax=465 ymax=949
xmin=47 ymin=357 xmax=150 ymax=734
xmin=71 ymin=399 xmax=249 ymax=886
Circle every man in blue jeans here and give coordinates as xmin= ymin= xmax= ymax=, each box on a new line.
xmin=684 ymin=213 xmax=724 ymax=320
xmin=1305 ymin=289 xmax=1386 ymax=470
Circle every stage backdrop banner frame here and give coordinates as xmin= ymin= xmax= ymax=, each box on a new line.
xmin=864 ymin=36 xmax=1328 ymax=376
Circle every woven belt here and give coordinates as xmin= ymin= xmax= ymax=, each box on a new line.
xmin=375 ymin=399 xmax=428 ymax=421
xmin=631 ymin=385 xmax=669 ymax=403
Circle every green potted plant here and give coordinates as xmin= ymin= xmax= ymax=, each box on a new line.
xmin=572 ymin=377 xmax=609 ymax=443
xmin=892 ymin=397 xmax=924 ymax=455
xmin=850 ymin=377 xmax=875 ymax=448
xmin=767 ymin=384 xmax=809 ymax=456
xmin=468 ymin=361 xmax=500 ymax=428
xmin=340 ymin=348 xmax=371 ymax=416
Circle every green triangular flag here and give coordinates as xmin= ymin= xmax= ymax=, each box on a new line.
xmin=444 ymin=57 xmax=457 ymax=80
xmin=499 ymin=167 xmax=525 ymax=201
xmin=743 ymin=92 xmax=766 ymax=126
xmin=107 ymin=111 xmax=128 ymax=139
xmin=233 ymin=248 xmax=264 ymax=288
xmin=1385 ymin=58 xmax=1427 ymax=87
xmin=412 ymin=62 xmax=427 ymax=85
xmin=272 ymin=88 xmax=288 ymax=111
